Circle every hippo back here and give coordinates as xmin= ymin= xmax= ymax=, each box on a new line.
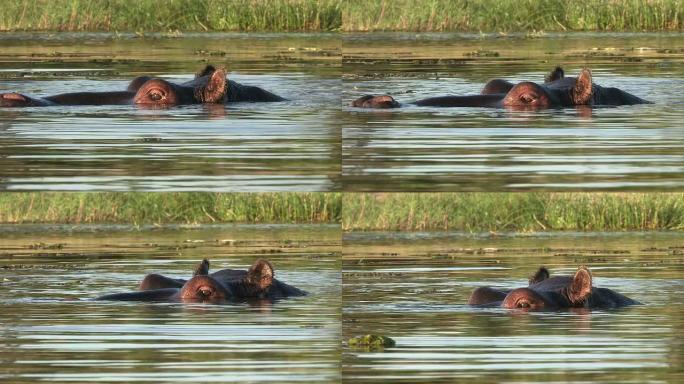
xmin=587 ymin=287 xmax=641 ymax=308
xmin=210 ymin=267 xmax=307 ymax=298
xmin=210 ymin=268 xmax=247 ymax=282
xmin=529 ymin=275 xmax=573 ymax=291
xmin=530 ymin=276 xmax=639 ymax=308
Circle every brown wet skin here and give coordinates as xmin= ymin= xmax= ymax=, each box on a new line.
xmin=468 ymin=266 xmax=640 ymax=310
xmin=1 ymin=65 xmax=283 ymax=108
xmin=352 ymin=66 xmax=650 ymax=110
xmin=97 ymin=258 xmax=306 ymax=303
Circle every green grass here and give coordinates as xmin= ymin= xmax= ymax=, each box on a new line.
xmin=343 ymin=0 xmax=683 ymax=32
xmin=0 ymin=0 xmax=342 ymax=32
xmin=4 ymin=192 xmax=682 ymax=231
xmin=2 ymin=0 xmax=680 ymax=33
xmin=343 ymin=193 xmax=684 ymax=232
xmin=0 ymin=193 xmax=341 ymax=225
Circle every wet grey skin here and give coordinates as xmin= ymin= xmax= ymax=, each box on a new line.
xmin=352 ymin=66 xmax=651 ymax=109
xmin=0 ymin=72 xmax=219 ymax=107
xmin=95 ymin=288 xmax=187 ymax=302
xmin=225 ymin=79 xmax=285 ymax=102
xmin=0 ymin=64 xmax=285 ymax=107
xmin=468 ymin=266 xmax=640 ymax=310
xmin=96 ymin=258 xmax=306 ymax=303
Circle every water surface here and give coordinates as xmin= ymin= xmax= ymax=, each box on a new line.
xmin=343 ymin=33 xmax=684 ymax=191
xmin=0 ymin=33 xmax=341 ymax=191
xmin=343 ymin=231 xmax=683 ymax=383
xmin=0 ymin=224 xmax=341 ymax=383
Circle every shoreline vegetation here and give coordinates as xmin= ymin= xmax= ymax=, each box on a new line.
xmin=0 ymin=0 xmax=681 ymax=33
xmin=0 ymin=193 xmax=341 ymax=225
xmin=343 ymin=193 xmax=684 ymax=232
xmin=344 ymin=0 xmax=683 ymax=32
xmin=1 ymin=192 xmax=682 ymax=231
xmin=0 ymin=0 xmax=342 ymax=32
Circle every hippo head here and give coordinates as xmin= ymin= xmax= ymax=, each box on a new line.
xmin=501 ymin=267 xmax=593 ymax=309
xmin=133 ymin=67 xmax=226 ymax=106
xmin=178 ymin=275 xmax=232 ymax=303
xmin=352 ymin=94 xmax=400 ymax=109
xmin=468 ymin=266 xmax=640 ymax=310
xmin=0 ymin=92 xmax=51 ymax=107
xmin=133 ymin=78 xmax=191 ymax=105
xmin=502 ymin=68 xmax=594 ymax=109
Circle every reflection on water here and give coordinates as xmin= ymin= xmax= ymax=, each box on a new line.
xmin=342 ymin=231 xmax=684 ymax=383
xmin=343 ymin=32 xmax=684 ymax=191
xmin=0 ymin=224 xmax=341 ymax=383
xmin=0 ymin=33 xmax=341 ymax=191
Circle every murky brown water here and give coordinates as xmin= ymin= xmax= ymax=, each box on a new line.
xmin=343 ymin=32 xmax=684 ymax=191
xmin=0 ymin=224 xmax=341 ymax=383
xmin=0 ymin=33 xmax=341 ymax=191
xmin=343 ymin=231 xmax=684 ymax=383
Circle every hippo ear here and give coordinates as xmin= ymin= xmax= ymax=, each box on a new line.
xmin=127 ymin=76 xmax=153 ymax=92
xmin=247 ymin=259 xmax=274 ymax=290
xmin=195 ymin=65 xmax=216 ymax=78
xmin=571 ymin=69 xmax=593 ymax=105
xmin=528 ymin=267 xmax=550 ymax=285
xmin=568 ymin=266 xmax=592 ymax=305
xmin=194 ymin=67 xmax=226 ymax=103
xmin=545 ymin=66 xmax=564 ymax=83
xmin=193 ymin=259 xmax=210 ymax=276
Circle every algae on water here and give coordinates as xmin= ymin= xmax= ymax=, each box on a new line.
xmin=348 ymin=334 xmax=396 ymax=350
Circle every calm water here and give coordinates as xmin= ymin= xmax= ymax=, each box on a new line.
xmin=0 ymin=224 xmax=341 ymax=383
xmin=343 ymin=232 xmax=684 ymax=383
xmin=343 ymin=33 xmax=684 ymax=191
xmin=0 ymin=33 xmax=341 ymax=191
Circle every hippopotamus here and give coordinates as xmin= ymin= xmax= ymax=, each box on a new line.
xmin=0 ymin=65 xmax=284 ymax=107
xmin=96 ymin=258 xmax=306 ymax=303
xmin=467 ymin=266 xmax=640 ymax=310
xmin=352 ymin=67 xmax=650 ymax=109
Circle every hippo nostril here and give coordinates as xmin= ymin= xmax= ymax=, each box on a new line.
xmin=3 ymin=93 xmax=26 ymax=101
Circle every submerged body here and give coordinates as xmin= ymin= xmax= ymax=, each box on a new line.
xmin=352 ymin=67 xmax=650 ymax=110
xmin=468 ymin=266 xmax=639 ymax=310
xmin=0 ymin=65 xmax=284 ymax=108
xmin=96 ymin=258 xmax=306 ymax=303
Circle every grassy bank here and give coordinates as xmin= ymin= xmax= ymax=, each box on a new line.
xmin=343 ymin=193 xmax=684 ymax=232
xmin=343 ymin=0 xmax=683 ymax=32
xmin=0 ymin=193 xmax=341 ymax=225
xmin=2 ymin=0 xmax=681 ymax=33
xmin=0 ymin=0 xmax=341 ymax=32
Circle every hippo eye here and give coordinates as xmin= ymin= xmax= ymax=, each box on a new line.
xmin=147 ymin=89 xmax=165 ymax=101
xmin=516 ymin=299 xmax=531 ymax=308
xmin=520 ymin=94 xmax=537 ymax=103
